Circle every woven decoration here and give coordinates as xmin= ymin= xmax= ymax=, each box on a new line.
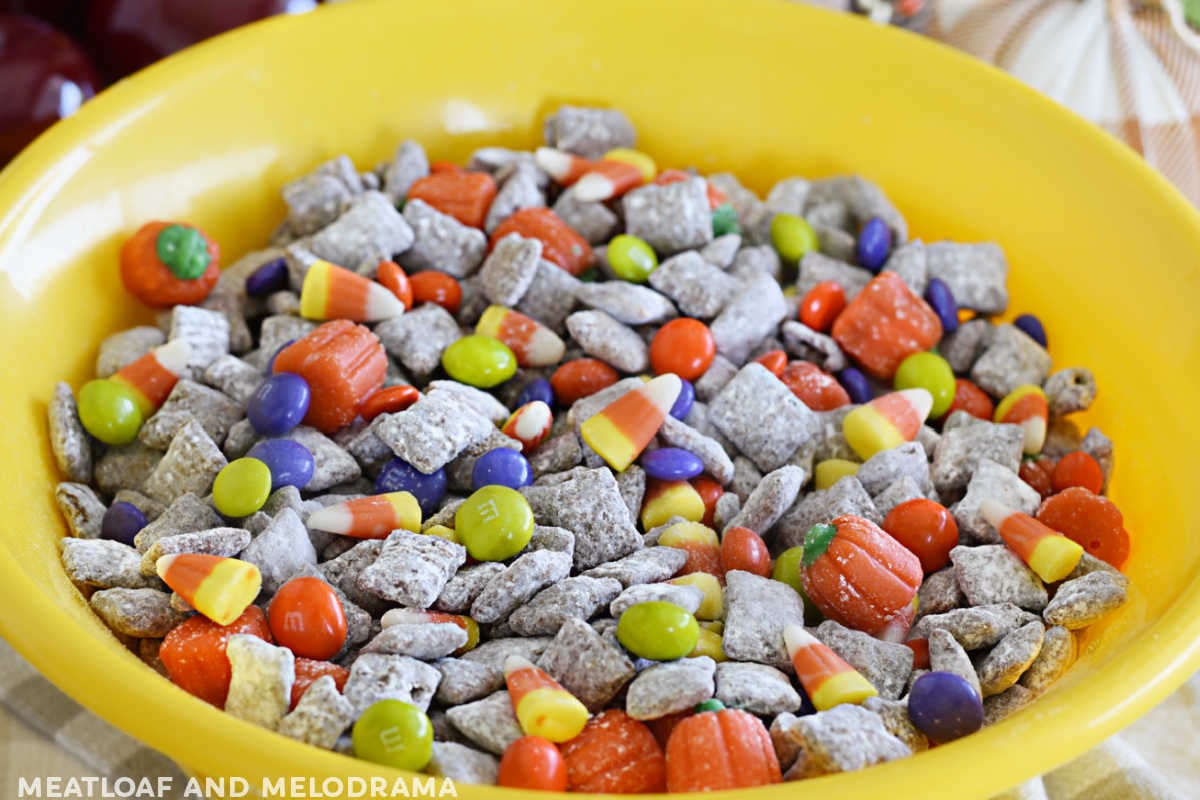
xmin=930 ymin=0 xmax=1200 ymax=206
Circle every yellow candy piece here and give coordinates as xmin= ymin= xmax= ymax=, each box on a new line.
xmin=842 ymin=404 xmax=906 ymax=461
xmin=690 ymin=627 xmax=727 ymax=661
xmin=516 ymin=687 xmax=590 ymax=742
xmin=671 ymin=572 xmax=724 ymax=620
xmin=603 ymin=147 xmax=656 ymax=181
xmin=1028 ymin=535 xmax=1085 ymax=583
xmin=641 ymin=482 xmax=705 ymax=529
xmin=658 ymin=520 xmax=718 ymax=548
xmin=814 ymin=459 xmax=860 ymax=490
xmin=994 ymin=384 xmax=1049 ymax=455
xmin=994 ymin=384 xmax=1046 ymax=421
xmin=581 ymin=413 xmax=638 ymax=472
xmin=298 ymin=258 xmax=332 ymax=320
xmin=459 ymin=616 xmax=481 ymax=653
xmin=810 ymin=670 xmax=878 ymax=711
xmin=699 ymin=620 xmax=724 ymax=634
xmin=582 ymin=374 xmax=680 ymax=473
xmin=423 ymin=524 xmax=461 ymax=544
xmin=156 ymin=554 xmax=262 ymax=627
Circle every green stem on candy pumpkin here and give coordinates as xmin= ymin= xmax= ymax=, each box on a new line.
xmin=802 ymin=523 xmax=838 ymax=568
xmin=155 ymin=224 xmax=211 ymax=280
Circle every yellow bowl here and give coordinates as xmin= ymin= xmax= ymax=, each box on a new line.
xmin=2 ymin=0 xmax=1200 ymax=797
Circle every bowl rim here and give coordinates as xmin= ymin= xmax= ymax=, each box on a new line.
xmin=3 ymin=0 xmax=1200 ymax=797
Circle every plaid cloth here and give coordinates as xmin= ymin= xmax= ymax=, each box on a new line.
xmin=0 ymin=638 xmax=186 ymax=797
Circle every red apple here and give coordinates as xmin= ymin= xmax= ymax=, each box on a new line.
xmin=87 ymin=0 xmax=315 ymax=81
xmin=0 ymin=14 xmax=98 ymax=162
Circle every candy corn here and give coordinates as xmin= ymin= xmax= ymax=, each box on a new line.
xmin=306 ymin=492 xmax=422 ymax=539
xmin=842 ymin=388 xmax=933 ymax=460
xmin=535 ymin=147 xmax=593 ymax=185
xmin=109 ymin=339 xmax=191 ymax=416
xmin=979 ymin=498 xmax=1083 ymax=582
xmin=299 ymin=259 xmax=406 ymax=323
xmin=994 ymin=384 xmax=1049 ymax=455
xmin=640 ymin=479 xmax=706 ymax=530
xmin=814 ymin=459 xmax=860 ymax=491
xmin=657 ymin=521 xmax=722 ymax=577
xmin=783 ymin=624 xmax=878 ymax=711
xmin=572 ymin=159 xmax=646 ymax=202
xmin=603 ymin=148 xmax=656 ymax=181
xmin=689 ymin=627 xmax=726 ymax=661
xmin=581 ymin=374 xmax=682 ymax=472
xmin=503 ymin=655 xmax=589 ymax=742
xmin=490 ymin=209 xmax=594 ymax=277
xmin=156 ymin=554 xmax=262 ymax=626
xmin=502 ymin=401 xmax=553 ymax=454
xmin=670 ymin=572 xmax=724 ymax=619
xmin=475 ymin=306 xmax=565 ymax=368
xmin=381 ymin=608 xmax=479 ymax=654
xmin=423 ymin=524 xmax=461 ymax=544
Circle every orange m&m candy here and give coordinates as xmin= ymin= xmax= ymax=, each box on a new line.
xmin=650 ymin=318 xmax=715 ymax=381
xmin=799 ymin=281 xmax=847 ymax=333
xmin=410 ymin=271 xmax=462 ymax=314
xmin=268 ymin=577 xmax=348 ymax=661
xmin=753 ymin=349 xmax=787 ymax=377
xmin=550 ymin=358 xmax=619 ymax=405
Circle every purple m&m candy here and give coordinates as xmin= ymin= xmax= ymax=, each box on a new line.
xmin=855 ymin=216 xmax=892 ymax=273
xmin=516 ymin=378 xmax=554 ymax=409
xmin=376 ymin=457 xmax=447 ymax=516
xmin=925 ymin=278 xmax=958 ymax=335
xmin=907 ymin=671 xmax=983 ymax=744
xmin=1014 ymin=313 xmax=1047 ymax=348
xmin=247 ymin=438 xmax=315 ymax=491
xmin=640 ymin=447 xmax=704 ymax=481
xmin=247 ymin=372 xmax=311 ymax=436
xmin=669 ymin=378 xmax=695 ymax=421
xmin=472 ymin=448 xmax=533 ymax=490
xmin=245 ymin=256 xmax=289 ymax=297
xmin=837 ymin=366 xmax=874 ymax=405
xmin=100 ymin=501 xmax=146 ymax=547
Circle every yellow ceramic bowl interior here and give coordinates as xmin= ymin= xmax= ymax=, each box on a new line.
xmin=3 ymin=0 xmax=1200 ymax=797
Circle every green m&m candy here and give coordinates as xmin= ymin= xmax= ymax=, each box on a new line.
xmin=77 ymin=379 xmax=143 ymax=445
xmin=607 ymin=234 xmax=658 ymax=283
xmin=616 ymin=600 xmax=699 ymax=661
xmin=894 ymin=351 xmax=956 ymax=418
xmin=352 ymin=699 xmax=433 ymax=771
xmin=212 ymin=457 xmax=272 ymax=518
xmin=770 ymin=213 xmax=818 ymax=263
xmin=454 ymin=485 xmax=534 ymax=561
xmin=441 ymin=335 xmax=517 ymax=388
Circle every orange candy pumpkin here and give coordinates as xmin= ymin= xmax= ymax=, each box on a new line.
xmin=272 ymin=320 xmax=387 ymax=434
xmin=560 ymin=709 xmax=666 ymax=794
xmin=831 ymin=271 xmax=942 ymax=380
xmin=406 ymin=170 xmax=496 ymax=229
xmin=800 ymin=514 xmax=923 ymax=637
xmin=120 ymin=220 xmax=220 ymax=308
xmin=491 ymin=208 xmax=594 ymax=276
xmin=665 ymin=702 xmax=781 ymax=792
xmin=159 ymin=606 xmax=271 ymax=708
